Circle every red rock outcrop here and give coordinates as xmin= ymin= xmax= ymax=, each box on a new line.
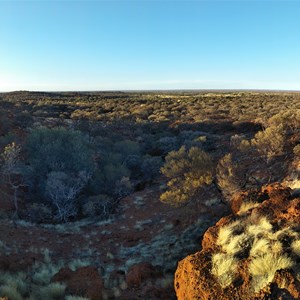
xmin=126 ymin=262 xmax=160 ymax=288
xmin=175 ymin=184 xmax=300 ymax=300
xmin=52 ymin=266 xmax=104 ymax=300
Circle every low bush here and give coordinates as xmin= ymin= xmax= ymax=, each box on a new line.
xmin=160 ymin=146 xmax=213 ymax=206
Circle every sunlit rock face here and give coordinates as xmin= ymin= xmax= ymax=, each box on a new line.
xmin=175 ymin=184 xmax=300 ymax=300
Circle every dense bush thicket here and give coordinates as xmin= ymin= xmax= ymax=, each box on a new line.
xmin=159 ymin=113 xmax=299 ymax=206
xmin=1 ymin=91 xmax=300 ymax=125
xmin=0 ymin=91 xmax=299 ymax=222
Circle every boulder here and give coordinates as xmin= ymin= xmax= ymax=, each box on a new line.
xmin=126 ymin=262 xmax=160 ymax=288
xmin=52 ymin=266 xmax=104 ymax=300
xmin=175 ymin=185 xmax=300 ymax=300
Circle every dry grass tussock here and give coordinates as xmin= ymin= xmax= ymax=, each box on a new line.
xmin=0 ymin=249 xmax=97 ymax=300
xmin=212 ymin=215 xmax=300 ymax=293
xmin=217 ymin=220 xmax=244 ymax=248
xmin=291 ymin=240 xmax=300 ymax=256
xmin=249 ymin=253 xmax=294 ymax=293
xmin=211 ymin=253 xmax=238 ymax=288
xmin=237 ymin=201 xmax=260 ymax=216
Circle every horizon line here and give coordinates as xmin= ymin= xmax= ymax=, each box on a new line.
xmin=1 ymin=88 xmax=300 ymax=94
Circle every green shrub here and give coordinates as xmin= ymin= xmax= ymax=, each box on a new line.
xmin=15 ymin=111 xmax=34 ymax=129
xmin=293 ymin=144 xmax=300 ymax=157
xmin=216 ymin=154 xmax=245 ymax=201
xmin=65 ymin=296 xmax=89 ymax=300
xmin=268 ymin=110 xmax=300 ymax=133
xmin=0 ymin=284 xmax=23 ymax=300
xmin=82 ymin=194 xmax=115 ymax=218
xmin=160 ymin=146 xmax=213 ymax=206
xmin=26 ymin=203 xmax=53 ymax=223
xmin=26 ymin=127 xmax=94 ymax=179
xmin=30 ymin=283 xmax=66 ymax=300
xmin=251 ymin=125 xmax=285 ymax=162
xmin=141 ymin=155 xmax=163 ymax=182
xmin=25 ymin=127 xmax=94 ymax=222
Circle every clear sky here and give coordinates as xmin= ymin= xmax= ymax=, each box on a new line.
xmin=0 ymin=0 xmax=300 ymax=91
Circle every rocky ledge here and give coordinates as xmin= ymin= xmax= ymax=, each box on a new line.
xmin=175 ymin=184 xmax=300 ymax=300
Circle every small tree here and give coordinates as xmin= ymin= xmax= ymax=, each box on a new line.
xmin=45 ymin=171 xmax=90 ymax=222
xmin=141 ymin=155 xmax=163 ymax=182
xmin=228 ymin=121 xmax=287 ymax=188
xmin=1 ymin=142 xmax=25 ymax=216
xmin=160 ymin=146 xmax=213 ymax=206
xmin=82 ymin=194 xmax=115 ymax=219
xmin=268 ymin=110 xmax=300 ymax=133
xmin=26 ymin=127 xmax=95 ymax=202
xmin=114 ymin=176 xmax=133 ymax=198
xmin=251 ymin=125 xmax=285 ymax=163
xmin=216 ymin=154 xmax=246 ymax=201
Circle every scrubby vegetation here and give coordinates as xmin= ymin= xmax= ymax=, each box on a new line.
xmin=0 ymin=90 xmax=299 ymax=222
xmin=0 ymin=249 xmax=93 ymax=300
xmin=0 ymin=90 xmax=300 ymax=298
xmin=160 ymin=146 xmax=213 ymax=206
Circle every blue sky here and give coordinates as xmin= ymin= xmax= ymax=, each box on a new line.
xmin=0 ymin=0 xmax=299 ymax=91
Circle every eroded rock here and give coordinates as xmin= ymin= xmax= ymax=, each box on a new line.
xmin=175 ymin=184 xmax=300 ymax=300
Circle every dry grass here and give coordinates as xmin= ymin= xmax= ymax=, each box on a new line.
xmin=285 ymin=178 xmax=300 ymax=190
xmin=237 ymin=201 xmax=260 ymax=216
xmin=291 ymin=240 xmax=300 ymax=256
xmin=270 ymin=240 xmax=283 ymax=254
xmin=249 ymin=253 xmax=294 ymax=293
xmin=0 ymin=272 xmax=28 ymax=300
xmin=246 ymin=216 xmax=272 ymax=237
xmin=0 ymin=249 xmax=101 ymax=300
xmin=250 ymin=238 xmax=271 ymax=257
xmin=217 ymin=220 xmax=244 ymax=247
xmin=272 ymin=227 xmax=298 ymax=240
xmin=68 ymin=259 xmax=91 ymax=271
xmin=221 ymin=233 xmax=250 ymax=256
xmin=65 ymin=296 xmax=90 ymax=300
xmin=32 ymin=261 xmax=62 ymax=286
xmin=217 ymin=226 xmax=234 ymax=247
xmin=211 ymin=253 xmax=238 ymax=288
xmin=30 ymin=282 xmax=66 ymax=300
xmin=212 ymin=215 xmax=300 ymax=294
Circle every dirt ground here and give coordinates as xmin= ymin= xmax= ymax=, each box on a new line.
xmin=0 ymin=180 xmax=229 ymax=299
